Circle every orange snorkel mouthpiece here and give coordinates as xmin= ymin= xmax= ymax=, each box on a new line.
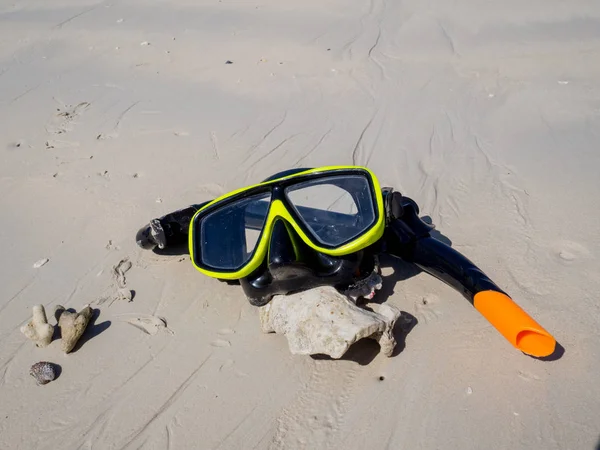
xmin=473 ymin=291 xmax=556 ymax=358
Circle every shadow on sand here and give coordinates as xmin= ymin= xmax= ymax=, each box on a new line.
xmin=145 ymin=214 xmax=564 ymax=364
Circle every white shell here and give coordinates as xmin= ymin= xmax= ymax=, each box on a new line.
xmin=32 ymin=258 xmax=49 ymax=268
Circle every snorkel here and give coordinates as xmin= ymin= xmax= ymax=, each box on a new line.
xmin=381 ymin=190 xmax=556 ymax=358
xmin=135 ymin=166 xmax=557 ymax=358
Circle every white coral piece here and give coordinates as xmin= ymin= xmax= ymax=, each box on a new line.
xmin=55 ymin=304 xmax=93 ymax=354
xmin=259 ymin=285 xmax=401 ymax=359
xmin=20 ymin=305 xmax=55 ymax=348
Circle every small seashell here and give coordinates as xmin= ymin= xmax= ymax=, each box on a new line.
xmin=30 ymin=362 xmax=56 ymax=386
xmin=33 ymin=258 xmax=49 ymax=268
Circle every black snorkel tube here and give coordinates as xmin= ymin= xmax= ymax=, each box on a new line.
xmin=381 ymin=189 xmax=556 ymax=358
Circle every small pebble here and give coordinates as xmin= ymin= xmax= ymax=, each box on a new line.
xmin=117 ymin=288 xmax=133 ymax=302
xmin=33 ymin=258 xmax=49 ymax=268
xmin=466 ymin=386 xmax=473 ymax=395
xmin=105 ymin=240 xmax=120 ymax=250
xmin=225 ymin=60 xmax=233 ymax=64
xmin=140 ymin=41 xmax=150 ymax=46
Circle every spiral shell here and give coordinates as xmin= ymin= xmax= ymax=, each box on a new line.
xmin=30 ymin=361 xmax=56 ymax=385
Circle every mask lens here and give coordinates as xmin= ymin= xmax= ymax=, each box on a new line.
xmin=285 ymin=175 xmax=375 ymax=246
xmin=200 ymin=192 xmax=271 ymax=269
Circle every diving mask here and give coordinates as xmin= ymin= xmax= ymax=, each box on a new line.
xmin=188 ymin=166 xmax=385 ymax=280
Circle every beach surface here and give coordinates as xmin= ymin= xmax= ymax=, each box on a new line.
xmin=1 ymin=1 xmax=600 ymax=449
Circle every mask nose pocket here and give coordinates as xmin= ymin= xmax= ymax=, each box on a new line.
xmin=268 ymin=219 xmax=298 ymax=266
xmin=267 ymin=218 xmax=348 ymax=277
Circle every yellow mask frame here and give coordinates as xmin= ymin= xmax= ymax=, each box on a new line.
xmin=188 ymin=165 xmax=386 ymax=280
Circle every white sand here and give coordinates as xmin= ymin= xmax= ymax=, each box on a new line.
xmin=1 ymin=0 xmax=600 ymax=449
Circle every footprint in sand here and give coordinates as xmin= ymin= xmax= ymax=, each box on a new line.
xmin=97 ymin=131 xmax=118 ymax=140
xmin=554 ymin=240 xmax=590 ymax=263
xmin=46 ymin=102 xmax=91 ymax=135
xmin=219 ymin=359 xmax=235 ymax=371
xmin=211 ymin=328 xmax=235 ymax=348
xmin=210 ymin=339 xmax=231 ymax=348
xmin=113 ymin=257 xmax=132 ymax=289
xmin=45 ymin=139 xmax=79 ymax=149
xmin=414 ymin=293 xmax=442 ymax=324
xmin=125 ymin=315 xmax=174 ymax=335
xmin=217 ymin=328 xmax=235 ymax=336
xmin=517 ymin=369 xmax=541 ymax=382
